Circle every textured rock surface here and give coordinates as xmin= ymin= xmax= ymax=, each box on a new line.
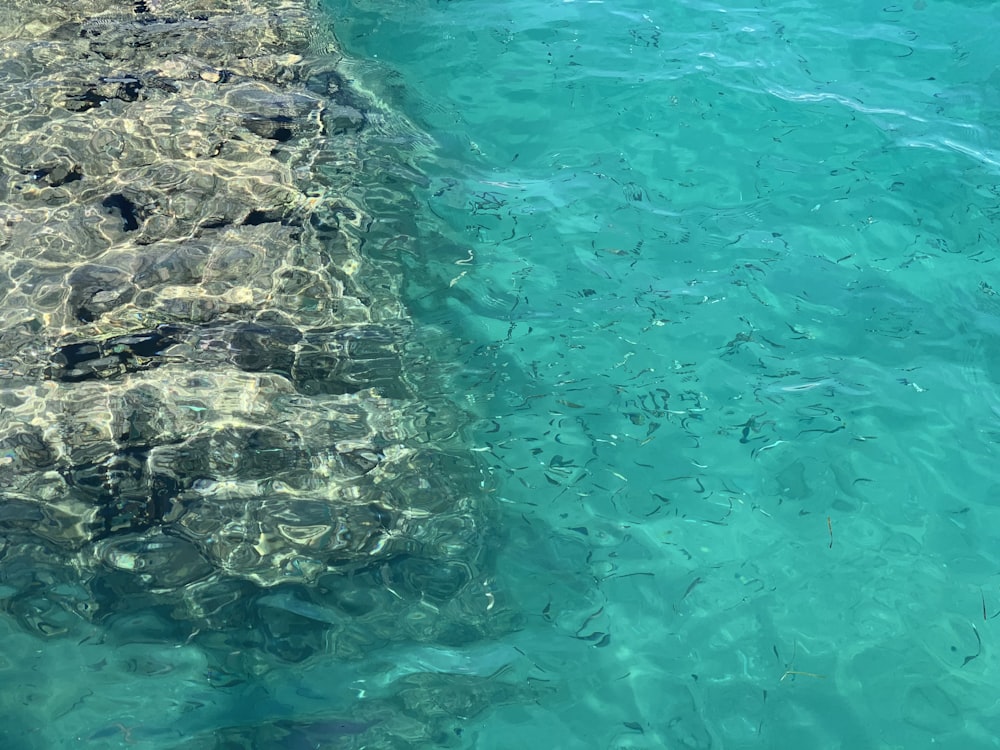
xmin=0 ymin=0 xmax=502 ymax=655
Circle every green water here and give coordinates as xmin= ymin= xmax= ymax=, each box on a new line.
xmin=324 ymin=0 xmax=1000 ymax=747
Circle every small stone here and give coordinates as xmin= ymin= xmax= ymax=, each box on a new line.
xmin=200 ymin=69 xmax=222 ymax=83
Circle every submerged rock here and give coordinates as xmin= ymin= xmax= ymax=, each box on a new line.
xmin=0 ymin=0 xmax=502 ymax=658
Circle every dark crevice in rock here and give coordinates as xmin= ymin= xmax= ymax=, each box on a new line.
xmin=44 ymin=321 xmax=407 ymax=397
xmin=65 ymin=88 xmax=109 ymax=112
xmin=65 ymin=445 xmax=180 ymax=538
xmin=29 ymin=165 xmax=84 ymax=187
xmin=102 ymin=193 xmax=141 ymax=231
xmin=47 ymin=327 xmax=181 ymax=382
xmin=243 ymin=209 xmax=286 ymax=226
xmin=244 ymin=114 xmax=297 ymax=142
xmin=65 ymin=74 xmax=179 ymax=112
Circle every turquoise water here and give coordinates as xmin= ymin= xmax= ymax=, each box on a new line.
xmin=5 ymin=0 xmax=1000 ymax=748
xmin=323 ymin=0 xmax=1000 ymax=748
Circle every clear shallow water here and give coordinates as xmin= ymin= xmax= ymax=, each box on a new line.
xmin=324 ymin=0 xmax=1000 ymax=748
xmin=4 ymin=0 xmax=1000 ymax=748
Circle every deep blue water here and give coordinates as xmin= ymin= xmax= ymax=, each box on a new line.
xmin=6 ymin=0 xmax=1000 ymax=747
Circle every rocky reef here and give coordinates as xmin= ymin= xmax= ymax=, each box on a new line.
xmin=0 ymin=0 xmax=508 ymax=673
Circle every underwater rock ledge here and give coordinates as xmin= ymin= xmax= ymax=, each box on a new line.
xmin=0 ymin=0 xmax=507 ymax=656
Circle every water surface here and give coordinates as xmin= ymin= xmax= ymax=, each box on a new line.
xmin=4 ymin=0 xmax=1000 ymax=747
